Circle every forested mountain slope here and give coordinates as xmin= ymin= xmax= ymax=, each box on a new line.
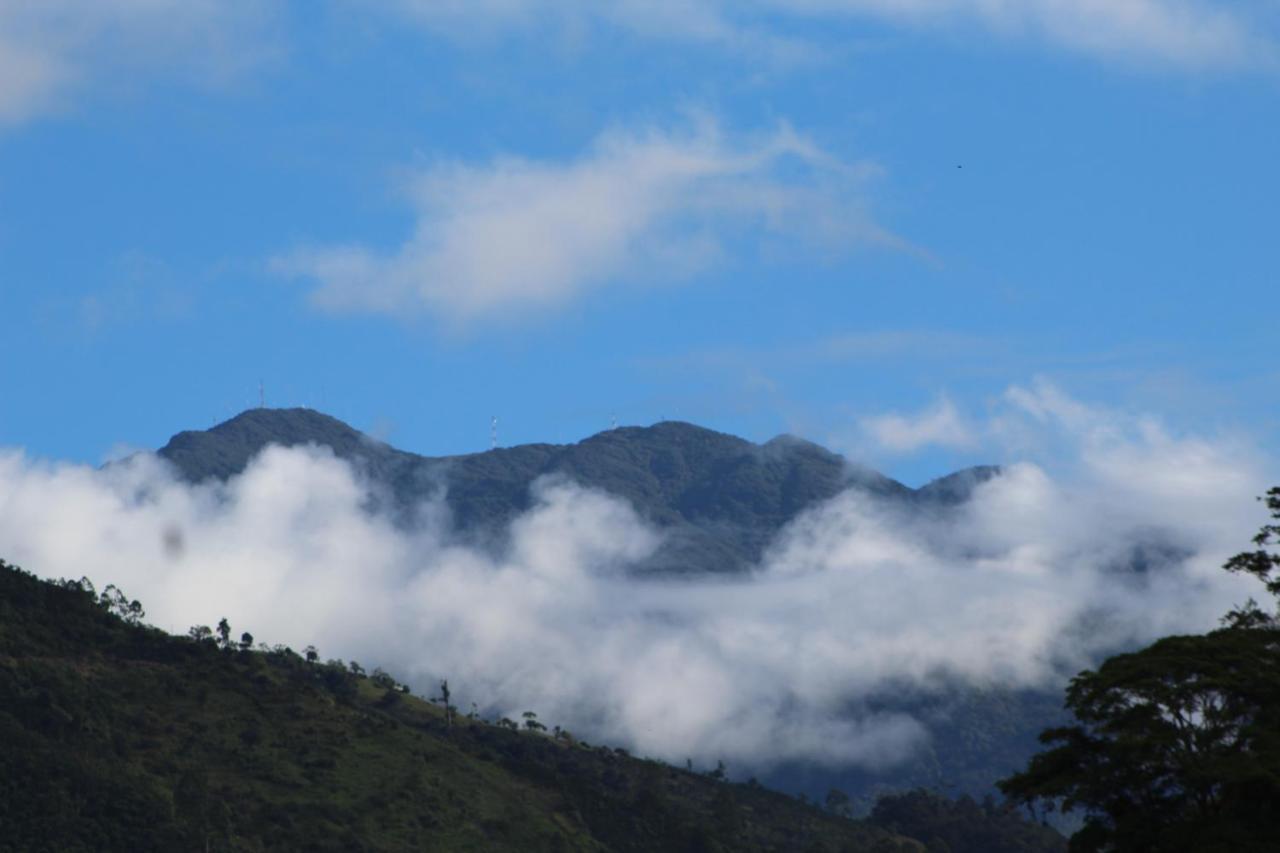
xmin=0 ymin=559 xmax=1066 ymax=852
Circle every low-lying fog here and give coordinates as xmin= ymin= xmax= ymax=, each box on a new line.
xmin=0 ymin=383 xmax=1270 ymax=771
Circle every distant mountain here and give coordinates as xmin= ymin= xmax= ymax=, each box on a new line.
xmin=157 ymin=408 xmax=1001 ymax=574
xmin=147 ymin=409 xmax=1112 ymax=818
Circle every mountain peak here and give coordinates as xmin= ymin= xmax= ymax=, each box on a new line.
xmin=159 ymin=408 xmax=389 ymax=483
xmin=583 ymin=420 xmax=753 ymax=448
xmin=154 ymin=409 xmax=994 ymax=574
xmin=209 ymin=407 xmax=369 ymax=443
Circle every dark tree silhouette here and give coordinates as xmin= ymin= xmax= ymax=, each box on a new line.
xmin=215 ymin=618 xmax=232 ymax=651
xmin=99 ymin=584 xmax=145 ymax=625
xmin=437 ymin=680 xmax=454 ymax=728
xmin=1000 ymin=487 xmax=1280 ymax=851
xmin=825 ymin=788 xmax=851 ymax=817
xmin=1222 ymin=487 xmax=1280 ymax=626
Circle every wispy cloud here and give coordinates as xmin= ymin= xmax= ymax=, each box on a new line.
xmin=860 ymin=397 xmax=978 ymax=454
xmin=375 ymin=0 xmax=1278 ymax=72
xmin=776 ymin=0 xmax=1276 ymax=71
xmin=855 ymin=378 xmax=1265 ymax=489
xmin=273 ymin=119 xmax=897 ymax=327
xmin=371 ymin=0 xmax=818 ymax=63
xmin=0 ymin=0 xmax=282 ymax=126
xmin=1 ymin=0 xmax=1268 ymax=129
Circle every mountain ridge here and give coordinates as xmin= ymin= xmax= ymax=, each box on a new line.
xmin=146 ymin=408 xmax=1090 ymax=820
xmin=156 ymin=408 xmax=1000 ymax=575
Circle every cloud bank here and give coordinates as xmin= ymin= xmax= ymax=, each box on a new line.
xmin=378 ymin=0 xmax=1278 ymax=72
xmin=0 ymin=385 xmax=1269 ymax=771
xmin=274 ymin=120 xmax=893 ymax=326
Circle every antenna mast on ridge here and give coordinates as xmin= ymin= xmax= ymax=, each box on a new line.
xmin=259 ymin=380 xmax=265 ymax=409
xmin=491 ymin=416 xmax=498 ymax=450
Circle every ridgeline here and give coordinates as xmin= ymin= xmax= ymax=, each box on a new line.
xmin=157 ymin=408 xmax=1000 ymax=576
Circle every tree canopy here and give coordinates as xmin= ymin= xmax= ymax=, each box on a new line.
xmin=999 ymin=487 xmax=1280 ymax=852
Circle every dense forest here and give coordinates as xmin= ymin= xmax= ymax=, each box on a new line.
xmin=0 ymin=558 xmax=1063 ymax=852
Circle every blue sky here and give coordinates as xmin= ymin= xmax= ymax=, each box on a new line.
xmin=1 ymin=0 xmax=1277 ymax=485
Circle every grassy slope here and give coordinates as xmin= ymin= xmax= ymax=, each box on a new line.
xmin=0 ymin=560 xmax=922 ymax=853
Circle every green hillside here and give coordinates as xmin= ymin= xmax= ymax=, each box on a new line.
xmin=0 ymin=558 xmax=1016 ymax=853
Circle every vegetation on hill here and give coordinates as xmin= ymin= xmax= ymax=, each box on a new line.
xmin=766 ymin=684 xmax=1069 ymax=814
xmin=0 ymin=556 xmax=1061 ymax=852
xmin=1000 ymin=487 xmax=1280 ymax=851
xmin=868 ymin=789 xmax=1067 ymax=853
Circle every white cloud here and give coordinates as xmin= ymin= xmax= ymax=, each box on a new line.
xmin=774 ymin=0 xmax=1275 ymax=70
xmin=373 ymin=0 xmax=816 ymax=62
xmin=375 ymin=0 xmax=1277 ymax=72
xmin=0 ymin=386 xmax=1272 ymax=773
xmin=860 ymin=397 xmax=978 ymax=454
xmin=274 ymin=120 xmax=895 ymax=326
xmin=0 ymin=0 xmax=281 ymax=125
xmin=0 ymin=0 xmax=1267 ymax=127
xmin=858 ymin=380 xmax=1266 ymax=492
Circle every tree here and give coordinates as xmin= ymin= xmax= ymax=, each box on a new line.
xmin=1222 ymin=487 xmax=1280 ymax=626
xmin=869 ymin=790 xmax=1065 ymax=853
xmin=437 ymin=680 xmax=454 ymax=728
xmin=97 ymin=583 xmax=145 ymax=625
xmin=314 ymin=660 xmax=358 ymax=701
xmin=1000 ymin=487 xmax=1280 ymax=851
xmin=825 ymin=787 xmax=852 ymax=818
xmin=238 ymin=632 xmax=254 ymax=653
xmin=215 ymin=618 xmax=232 ymax=651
